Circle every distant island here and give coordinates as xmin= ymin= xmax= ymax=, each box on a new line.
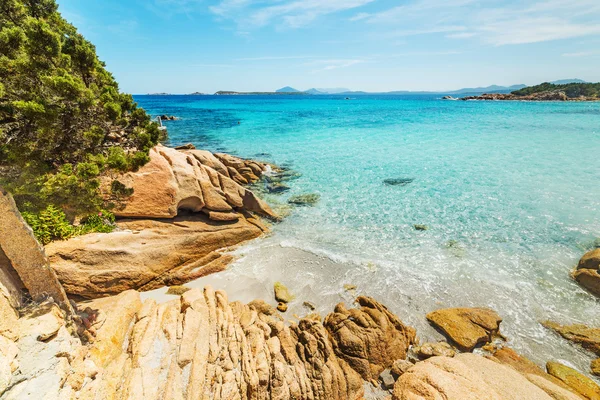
xmin=460 ymin=82 xmax=600 ymax=101
xmin=214 ymin=90 xmax=307 ymax=96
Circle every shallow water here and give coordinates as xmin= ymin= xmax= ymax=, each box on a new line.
xmin=136 ymin=94 xmax=600 ymax=374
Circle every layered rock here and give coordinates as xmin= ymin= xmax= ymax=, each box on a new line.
xmin=46 ymin=145 xmax=277 ymax=298
xmin=573 ymin=249 xmax=600 ymax=297
xmin=2 ymin=289 xmax=415 ymax=400
xmin=107 ymin=145 xmax=276 ymax=220
xmin=47 ymin=214 xmax=267 ymax=298
xmin=425 ymin=307 xmax=503 ymax=351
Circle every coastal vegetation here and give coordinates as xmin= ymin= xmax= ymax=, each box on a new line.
xmin=512 ymin=82 xmax=600 ymax=98
xmin=0 ymin=0 xmax=163 ymax=240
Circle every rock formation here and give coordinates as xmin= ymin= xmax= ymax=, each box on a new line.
xmin=0 ymin=288 xmax=416 ymax=399
xmin=107 ymin=145 xmax=276 ymax=220
xmin=45 ymin=145 xmax=277 ymax=298
xmin=0 ymin=188 xmax=71 ymax=316
xmin=573 ymin=249 xmax=600 ymax=297
xmin=324 ymin=296 xmax=417 ymax=382
xmin=425 ymin=307 xmax=503 ymax=351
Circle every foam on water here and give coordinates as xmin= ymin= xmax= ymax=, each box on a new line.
xmin=136 ymin=94 xmax=600 ymax=374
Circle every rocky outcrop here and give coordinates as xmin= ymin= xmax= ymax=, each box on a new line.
xmin=47 ymin=214 xmax=267 ymax=298
xmin=46 ymin=145 xmax=278 ymax=298
xmin=107 ymin=145 xmax=276 ymax=220
xmin=324 ymin=296 xmax=417 ymax=382
xmin=573 ymin=249 xmax=600 ymax=297
xmin=0 ymin=188 xmax=71 ymax=314
xmin=3 ymin=289 xmax=413 ymax=399
xmin=460 ymin=91 xmax=588 ymax=101
xmin=426 ymin=307 xmax=503 ymax=351
xmin=393 ymin=353 xmax=582 ymax=400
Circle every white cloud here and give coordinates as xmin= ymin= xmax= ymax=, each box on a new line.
xmin=210 ymin=0 xmax=375 ymax=28
xmin=351 ymin=0 xmax=600 ymax=46
xmin=236 ymin=55 xmax=319 ymax=61
xmin=562 ymin=51 xmax=599 ymax=57
xmin=304 ymin=59 xmax=365 ymax=71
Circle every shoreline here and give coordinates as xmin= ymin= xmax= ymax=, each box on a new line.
xmin=141 ymin=233 xmax=600 ymax=378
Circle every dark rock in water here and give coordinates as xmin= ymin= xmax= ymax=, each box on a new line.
xmin=288 ymin=193 xmax=320 ymax=206
xmin=266 ymin=183 xmax=290 ymax=194
xmin=414 ymin=224 xmax=428 ymax=231
xmin=265 ymin=170 xmax=302 ymax=184
xmin=254 ymin=152 xmax=272 ymax=158
xmin=384 ymin=178 xmax=414 ymax=186
xmin=159 ymin=115 xmax=178 ymax=121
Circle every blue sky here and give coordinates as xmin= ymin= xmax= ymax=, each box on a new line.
xmin=56 ymin=0 xmax=600 ymax=94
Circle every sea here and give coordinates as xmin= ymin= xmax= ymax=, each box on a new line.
xmin=135 ymin=94 xmax=600 ymax=374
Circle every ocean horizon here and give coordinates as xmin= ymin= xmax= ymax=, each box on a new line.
xmin=136 ymin=94 xmax=600 ymax=373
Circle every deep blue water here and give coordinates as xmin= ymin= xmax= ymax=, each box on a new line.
xmin=136 ymin=94 xmax=600 ymax=368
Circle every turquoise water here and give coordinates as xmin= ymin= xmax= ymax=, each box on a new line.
xmin=136 ymin=94 xmax=600 ymax=370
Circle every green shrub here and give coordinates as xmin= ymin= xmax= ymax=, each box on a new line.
xmin=22 ymin=205 xmax=116 ymax=244
xmin=0 ymin=0 xmax=165 ymax=224
xmin=22 ymin=205 xmax=75 ymax=245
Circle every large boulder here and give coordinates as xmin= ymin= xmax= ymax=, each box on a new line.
xmin=46 ymin=214 xmax=266 ymax=298
xmin=426 ymin=307 xmax=502 ymax=351
xmin=572 ymin=249 xmax=600 ymax=297
xmin=324 ymin=296 xmax=417 ymax=382
xmin=0 ymin=188 xmax=71 ymax=311
xmin=393 ymin=353 xmax=581 ymax=400
xmin=107 ymin=145 xmax=276 ymax=220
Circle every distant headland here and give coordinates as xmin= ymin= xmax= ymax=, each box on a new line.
xmin=459 ymin=82 xmax=600 ymax=102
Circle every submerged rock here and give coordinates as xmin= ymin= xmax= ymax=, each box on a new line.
xmin=288 ymin=193 xmax=321 ymax=206
xmin=546 ymin=361 xmax=600 ymax=399
xmin=266 ymin=182 xmax=291 ymax=194
xmin=414 ymin=224 xmax=429 ymax=231
xmin=384 ymin=178 xmax=415 ymax=186
xmin=274 ymin=282 xmax=294 ymax=303
xmin=426 ymin=307 xmax=503 ymax=351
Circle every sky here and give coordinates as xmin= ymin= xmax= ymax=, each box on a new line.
xmin=55 ymin=0 xmax=600 ymax=94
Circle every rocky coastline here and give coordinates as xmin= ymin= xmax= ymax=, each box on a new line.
xmin=459 ymin=91 xmax=599 ymax=101
xmin=0 ymin=145 xmax=599 ymax=399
